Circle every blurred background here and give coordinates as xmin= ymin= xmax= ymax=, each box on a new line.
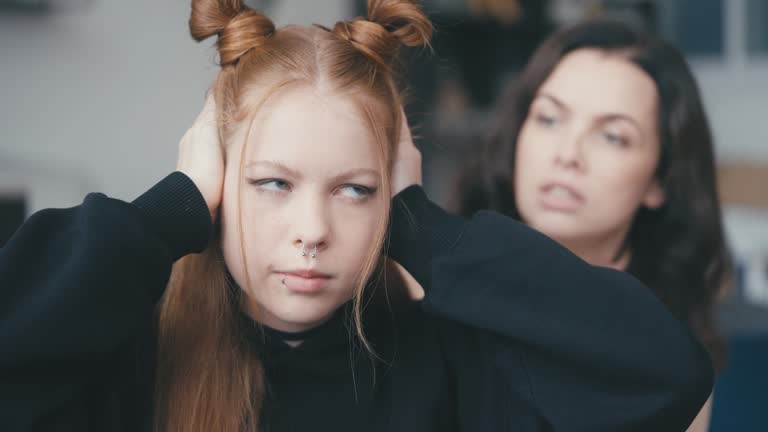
xmin=0 ymin=0 xmax=766 ymax=430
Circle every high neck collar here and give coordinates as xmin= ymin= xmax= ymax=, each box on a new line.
xmin=238 ymin=304 xmax=356 ymax=373
xmin=262 ymin=306 xmax=349 ymax=343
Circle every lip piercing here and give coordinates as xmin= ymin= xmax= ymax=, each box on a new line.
xmin=281 ymin=274 xmax=287 ymax=285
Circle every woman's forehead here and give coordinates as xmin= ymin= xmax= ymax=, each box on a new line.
xmin=238 ymin=86 xmax=382 ymax=175
xmin=539 ymin=49 xmax=658 ymax=124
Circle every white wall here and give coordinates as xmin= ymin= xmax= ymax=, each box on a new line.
xmin=0 ymin=0 xmax=348 ymax=213
xmin=692 ymin=64 xmax=768 ymax=161
xmin=692 ymin=0 xmax=768 ymax=162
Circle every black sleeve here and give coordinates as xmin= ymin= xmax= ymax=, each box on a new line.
xmin=0 ymin=172 xmax=211 ymax=430
xmin=388 ymin=185 xmax=714 ymax=432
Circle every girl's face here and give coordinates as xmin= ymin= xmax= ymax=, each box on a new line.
xmin=514 ymin=48 xmax=665 ymax=248
xmin=220 ymin=86 xmax=386 ymax=333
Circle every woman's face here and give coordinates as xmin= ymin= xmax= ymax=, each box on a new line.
xmin=514 ymin=48 xmax=665 ymax=247
xmin=220 ymin=86 xmax=385 ymax=333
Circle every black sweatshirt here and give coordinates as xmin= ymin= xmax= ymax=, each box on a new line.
xmin=0 ymin=172 xmax=712 ymax=432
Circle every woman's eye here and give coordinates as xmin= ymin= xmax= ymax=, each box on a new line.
xmin=603 ymin=132 xmax=630 ymax=148
xmin=536 ymin=113 xmax=559 ymax=127
xmin=337 ymin=184 xmax=374 ymax=199
xmin=252 ymin=179 xmax=291 ymax=193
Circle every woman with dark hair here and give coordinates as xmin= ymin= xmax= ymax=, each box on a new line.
xmin=455 ymin=20 xmax=732 ymax=431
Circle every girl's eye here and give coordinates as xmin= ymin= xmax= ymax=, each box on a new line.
xmin=251 ymin=179 xmax=291 ymax=193
xmin=337 ymin=184 xmax=374 ymax=199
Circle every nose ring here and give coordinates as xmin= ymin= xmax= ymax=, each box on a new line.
xmin=300 ymin=242 xmax=318 ymax=258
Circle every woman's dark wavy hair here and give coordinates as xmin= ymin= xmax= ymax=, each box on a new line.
xmin=454 ymin=20 xmax=732 ymax=371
